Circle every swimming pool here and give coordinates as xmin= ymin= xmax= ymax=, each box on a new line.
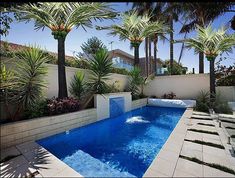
xmin=37 ymin=106 xmax=185 ymax=177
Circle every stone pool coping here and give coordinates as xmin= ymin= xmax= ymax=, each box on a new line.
xmin=143 ymin=107 xmax=193 ymax=177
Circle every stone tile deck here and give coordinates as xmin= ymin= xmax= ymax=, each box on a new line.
xmin=143 ymin=109 xmax=235 ymax=177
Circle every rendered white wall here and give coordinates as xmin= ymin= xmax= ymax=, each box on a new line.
xmin=45 ymin=64 xmax=130 ymax=98
xmin=94 ymin=92 xmax=132 ymax=120
xmin=144 ymin=74 xmax=210 ymax=99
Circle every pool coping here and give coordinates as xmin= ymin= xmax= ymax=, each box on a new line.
xmin=143 ymin=107 xmax=193 ymax=177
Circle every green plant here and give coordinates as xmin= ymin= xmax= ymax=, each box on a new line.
xmin=23 ymin=100 xmax=48 ymax=119
xmin=162 ymin=92 xmax=176 ymax=99
xmin=15 ymin=2 xmax=116 ymax=98
xmin=69 ymin=71 xmax=86 ymax=100
xmin=6 ymin=46 xmax=50 ymax=120
xmin=164 ymin=59 xmax=187 ymax=75
xmin=195 ymin=91 xmax=210 ymax=112
xmin=81 ymin=36 xmax=108 ymax=57
xmin=184 ymin=24 xmax=235 ymax=99
xmin=127 ymin=67 xmax=143 ymax=97
xmin=106 ymin=80 xmax=121 ymax=93
xmin=110 ymin=67 xmax=129 ymax=75
xmin=97 ymin=10 xmax=168 ymax=65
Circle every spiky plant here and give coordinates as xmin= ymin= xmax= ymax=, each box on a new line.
xmin=184 ymin=24 xmax=235 ymax=100
xmin=15 ymin=2 xmax=116 ymax=98
xmin=69 ymin=71 xmax=86 ymax=100
xmin=97 ymin=10 xmax=168 ymax=66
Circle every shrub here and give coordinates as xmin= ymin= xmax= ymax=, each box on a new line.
xmin=46 ymin=97 xmax=80 ymax=115
xmin=162 ymin=92 xmax=176 ymax=99
xmin=106 ymin=80 xmax=121 ymax=93
xmin=195 ymin=91 xmax=232 ymax=114
xmin=69 ymin=71 xmax=86 ymax=100
xmin=23 ymin=100 xmax=48 ymax=119
xmin=111 ymin=67 xmax=129 ymax=75
xmin=195 ymin=91 xmax=210 ymax=112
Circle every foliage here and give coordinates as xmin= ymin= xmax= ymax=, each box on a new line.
xmin=195 ymin=90 xmax=232 ymax=114
xmin=215 ymin=60 xmax=235 ymax=86
xmin=81 ymin=36 xmax=108 ymax=57
xmin=14 ymin=46 xmax=49 ymax=109
xmin=0 ymin=64 xmax=15 ymax=92
xmin=46 ymin=97 xmax=80 ymax=116
xmin=87 ymin=48 xmax=113 ymax=94
xmin=164 ymin=60 xmax=187 ymax=75
xmin=162 ymin=92 xmax=176 ymax=99
xmin=195 ymin=91 xmax=211 ymax=112
xmin=23 ymin=100 xmax=48 ymax=119
xmin=110 ymin=67 xmax=129 ymax=75
xmin=127 ymin=67 xmax=143 ymax=97
xmin=106 ymin=80 xmax=121 ymax=93
xmin=69 ymin=71 xmax=86 ymax=100
xmin=0 ymin=41 xmax=15 ymax=58
xmin=184 ymin=24 xmax=235 ymax=59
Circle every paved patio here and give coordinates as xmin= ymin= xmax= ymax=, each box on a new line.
xmin=1 ymin=109 xmax=235 ymax=177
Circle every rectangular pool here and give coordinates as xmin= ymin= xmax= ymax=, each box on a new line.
xmin=37 ymin=106 xmax=185 ymax=177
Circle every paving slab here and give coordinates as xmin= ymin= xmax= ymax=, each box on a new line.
xmin=175 ymin=158 xmax=203 ymax=177
xmin=185 ymin=131 xmax=203 ymax=141
xmin=143 ymin=168 xmax=169 ymax=177
xmin=173 ymin=168 xmax=198 ymax=177
xmin=0 ymin=146 xmax=21 ymax=161
xmin=192 ymin=111 xmax=210 ymax=116
xmin=182 ymin=141 xmax=202 ymax=152
xmin=203 ymin=165 xmax=235 ymax=177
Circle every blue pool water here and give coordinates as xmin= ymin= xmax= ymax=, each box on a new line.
xmin=37 ymin=106 xmax=185 ymax=177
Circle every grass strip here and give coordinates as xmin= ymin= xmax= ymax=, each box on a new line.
xmin=226 ymin=126 xmax=235 ymax=130
xmin=231 ymin=135 xmax=235 ymax=138
xmin=197 ymin=123 xmax=215 ymax=127
xmin=184 ymin=139 xmax=224 ymax=149
xmin=191 ymin=117 xmax=213 ymax=121
xmin=179 ymin=155 xmax=235 ymax=175
xmin=188 ymin=129 xmax=219 ymax=135
xmin=220 ymin=119 xmax=235 ymax=124
xmin=0 ymin=154 xmax=21 ymax=163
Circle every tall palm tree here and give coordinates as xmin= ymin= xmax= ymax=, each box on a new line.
xmin=180 ymin=2 xmax=234 ymax=73
xmin=15 ymin=2 xmax=116 ymax=98
xmin=97 ymin=10 xmax=167 ymax=67
xmin=184 ymin=25 xmax=235 ymax=100
xmin=132 ymin=2 xmax=167 ymax=75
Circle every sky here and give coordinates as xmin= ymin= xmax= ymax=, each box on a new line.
xmin=2 ymin=2 xmax=235 ymax=73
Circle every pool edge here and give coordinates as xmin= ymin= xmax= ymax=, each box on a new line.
xmin=143 ymin=107 xmax=193 ymax=177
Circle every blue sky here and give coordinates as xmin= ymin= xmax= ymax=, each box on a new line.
xmin=2 ymin=2 xmax=235 ymax=73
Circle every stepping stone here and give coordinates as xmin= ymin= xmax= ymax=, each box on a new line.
xmin=193 ymin=111 xmax=210 ymax=116
xmin=189 ymin=125 xmax=217 ymax=133
xmin=203 ymin=165 xmax=235 ymax=177
xmin=219 ymin=114 xmax=235 ymax=119
xmin=185 ymin=131 xmax=203 ymax=141
xmin=191 ymin=115 xmax=212 ymax=119
xmin=174 ymin=158 xmax=203 ymax=177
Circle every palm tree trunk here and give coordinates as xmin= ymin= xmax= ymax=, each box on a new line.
xmin=58 ymin=38 xmax=68 ymax=98
xmin=209 ymin=58 xmax=216 ymax=101
xmin=178 ymin=32 xmax=187 ymax=64
xmin=134 ymin=45 xmax=140 ymax=66
xmin=149 ymin=38 xmax=152 ymax=74
xmin=169 ymin=17 xmax=174 ymax=75
xmin=145 ymin=38 xmax=149 ymax=76
xmin=153 ymin=35 xmax=158 ymax=75
xmin=199 ymin=52 xmax=204 ymax=73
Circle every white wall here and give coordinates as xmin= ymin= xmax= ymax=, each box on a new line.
xmin=144 ymin=74 xmax=210 ymax=99
xmin=45 ymin=64 xmax=130 ymax=98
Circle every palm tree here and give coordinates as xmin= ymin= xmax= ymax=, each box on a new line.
xmin=184 ymin=25 xmax=235 ymax=100
xmin=180 ymin=2 xmax=234 ymax=73
xmin=132 ymin=2 xmax=167 ymax=75
xmin=97 ymin=10 xmax=167 ymax=67
xmin=15 ymin=2 xmax=116 ymax=98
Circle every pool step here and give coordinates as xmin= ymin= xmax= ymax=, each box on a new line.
xmin=62 ymin=150 xmax=136 ymax=177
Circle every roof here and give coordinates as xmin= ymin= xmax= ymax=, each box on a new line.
xmin=109 ymin=49 xmax=134 ymax=59
xmin=1 ymin=41 xmax=76 ymax=61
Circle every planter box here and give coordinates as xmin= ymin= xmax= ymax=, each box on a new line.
xmin=0 ymin=108 xmax=97 ymax=149
xmin=148 ymin=98 xmax=196 ymax=108
xmin=132 ymin=98 xmax=148 ymax=110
